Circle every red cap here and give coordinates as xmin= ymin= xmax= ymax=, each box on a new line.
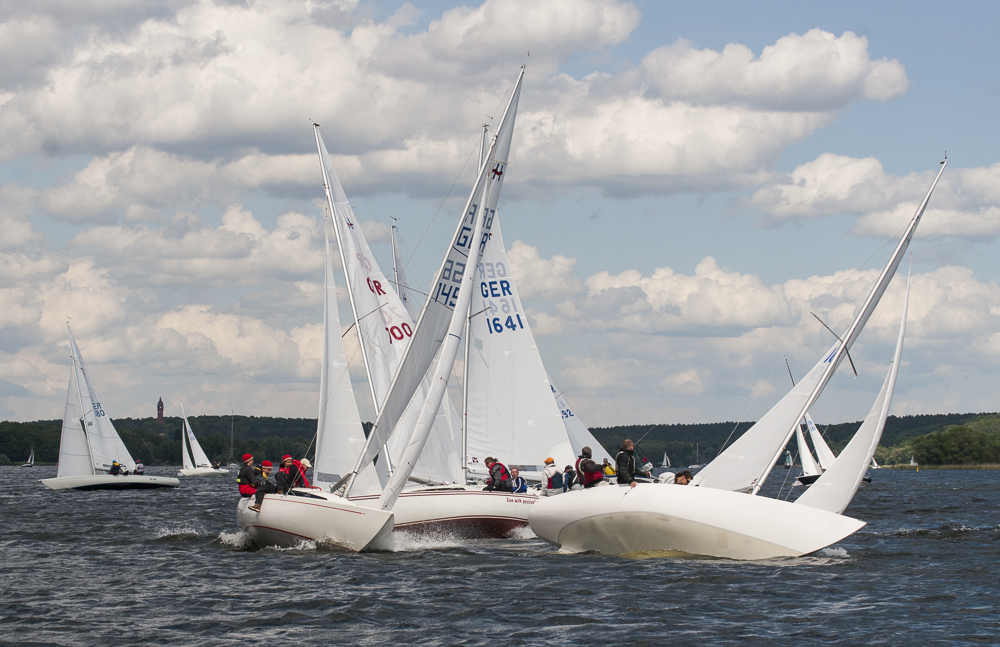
xmin=242 ymin=453 xmax=253 ymax=462
xmin=281 ymin=454 xmax=292 ymax=462
xmin=261 ymin=460 xmax=273 ymax=468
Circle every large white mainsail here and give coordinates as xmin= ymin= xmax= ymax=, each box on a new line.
xmin=313 ymin=126 xmax=462 ymax=485
xmin=180 ymin=412 xmax=194 ymax=471
xmin=312 ymin=215 xmax=383 ymax=494
xmin=797 ymin=271 xmax=910 ymax=514
xmin=694 ymin=161 xmax=946 ymax=494
xmin=56 ymin=355 xmax=96 ymax=478
xmin=465 ymin=217 xmax=577 ymax=476
xmin=346 ymin=67 xmax=524 ymax=496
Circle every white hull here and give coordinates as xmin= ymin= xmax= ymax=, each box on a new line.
xmin=237 ymin=493 xmax=394 ymax=552
xmin=178 ymin=467 xmax=229 ymax=476
xmin=527 ymin=483 xmax=865 ymax=560
xmin=237 ymin=485 xmax=537 ymax=549
xmin=40 ymin=475 xmax=181 ymax=491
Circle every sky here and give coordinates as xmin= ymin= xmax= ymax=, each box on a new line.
xmin=1 ymin=0 xmax=998 ymax=429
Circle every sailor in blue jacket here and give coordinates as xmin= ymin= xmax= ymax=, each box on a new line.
xmin=510 ymin=467 xmax=528 ymax=493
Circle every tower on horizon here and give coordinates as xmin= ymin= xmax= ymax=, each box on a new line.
xmin=157 ymin=397 xmax=164 ymax=424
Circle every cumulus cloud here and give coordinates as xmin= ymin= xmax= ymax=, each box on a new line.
xmin=748 ymin=154 xmax=1000 ymax=239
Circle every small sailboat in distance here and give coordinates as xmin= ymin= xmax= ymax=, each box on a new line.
xmin=41 ymin=324 xmax=179 ymax=490
xmin=178 ymin=402 xmax=228 ymax=476
xmin=661 ymin=452 xmax=670 ymax=468
xmin=22 ymin=448 xmax=34 ymax=467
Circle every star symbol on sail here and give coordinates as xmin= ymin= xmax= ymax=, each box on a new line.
xmin=491 ymin=163 xmax=504 ymax=180
xmin=347 ymin=220 xmax=355 ymax=229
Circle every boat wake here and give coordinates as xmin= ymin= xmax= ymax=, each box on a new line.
xmin=381 ymin=530 xmax=482 ymax=552
xmin=152 ymin=526 xmax=203 ymax=542
xmin=817 ymin=546 xmax=850 ymax=558
xmin=217 ymin=530 xmax=255 ymax=551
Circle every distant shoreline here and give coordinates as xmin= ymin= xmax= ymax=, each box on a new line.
xmin=886 ymin=464 xmax=1000 ymax=471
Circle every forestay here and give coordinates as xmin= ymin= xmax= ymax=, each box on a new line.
xmin=348 ymin=68 xmax=524 ymax=493
xmin=465 ymin=217 xmax=575 ymax=476
xmin=797 ymin=272 xmax=910 ymax=514
xmin=312 ymin=217 xmax=383 ymax=494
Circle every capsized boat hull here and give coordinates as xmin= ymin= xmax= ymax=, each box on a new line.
xmin=237 ymin=492 xmax=394 ymax=552
xmin=40 ymin=475 xmax=181 ymax=490
xmin=178 ymin=467 xmax=230 ymax=477
xmin=237 ymin=485 xmax=537 ymax=549
xmin=527 ymin=483 xmax=865 ymax=560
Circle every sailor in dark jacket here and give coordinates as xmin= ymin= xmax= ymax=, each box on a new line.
xmin=616 ymin=439 xmax=648 ymax=489
xmin=237 ymin=453 xmax=260 ymax=497
xmin=248 ymin=461 xmax=276 ymax=512
xmin=483 ymin=457 xmax=512 ymax=492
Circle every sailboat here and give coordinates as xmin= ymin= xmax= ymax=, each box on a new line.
xmin=688 ymin=444 xmax=703 ymax=469
xmin=237 ymin=68 xmax=528 ymax=550
xmin=177 ymin=403 xmax=228 ymax=476
xmin=661 ymin=453 xmax=670 ymax=469
xmin=21 ymin=448 xmax=34 ymax=467
xmin=41 ymin=324 xmax=180 ymax=490
xmin=528 ymin=161 xmax=944 ymax=559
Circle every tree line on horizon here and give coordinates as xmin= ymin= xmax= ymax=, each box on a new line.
xmin=1 ymin=411 xmax=998 ymax=468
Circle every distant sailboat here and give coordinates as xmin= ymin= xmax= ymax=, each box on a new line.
xmin=910 ymin=456 xmax=918 ymax=466
xmin=41 ymin=324 xmax=179 ymax=490
xmin=871 ymin=457 xmax=880 ymax=469
xmin=178 ymin=402 xmax=228 ymax=476
xmin=688 ymin=444 xmax=703 ymax=469
xmin=661 ymin=452 xmax=670 ymax=468
xmin=21 ymin=448 xmax=34 ymax=468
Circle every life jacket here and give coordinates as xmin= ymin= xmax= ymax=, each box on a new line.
xmin=576 ymin=457 xmax=604 ymax=486
xmin=491 ymin=461 xmax=511 ymax=486
xmin=291 ymin=460 xmax=312 ymax=488
xmin=547 ymin=469 xmax=563 ymax=490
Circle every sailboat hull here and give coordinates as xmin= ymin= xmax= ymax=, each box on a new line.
xmin=237 ymin=493 xmax=394 ymax=552
xmin=238 ymin=485 xmax=536 ymax=549
xmin=178 ymin=467 xmax=230 ymax=477
xmin=528 ymin=483 xmax=864 ymax=560
xmin=40 ymin=475 xmax=181 ymax=490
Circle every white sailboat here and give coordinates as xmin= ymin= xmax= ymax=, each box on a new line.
xmin=238 ymin=68 xmax=527 ymax=550
xmin=177 ymin=403 xmax=228 ymax=476
xmin=529 ymin=161 xmax=945 ymax=559
xmin=21 ymin=448 xmax=34 ymax=467
xmin=794 ymin=421 xmax=823 ymax=485
xmin=661 ymin=452 xmax=670 ymax=469
xmin=41 ymin=324 xmax=180 ymax=490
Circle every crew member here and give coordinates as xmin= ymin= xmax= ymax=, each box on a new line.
xmin=483 ymin=457 xmax=512 ymax=492
xmin=675 ymin=470 xmax=693 ymax=485
xmin=108 ymin=460 xmax=122 ymax=476
xmin=510 ymin=467 xmax=528 ymax=493
xmin=602 ymin=458 xmax=615 ymax=476
xmin=134 ymin=459 xmax=144 ymax=475
xmin=575 ymin=447 xmax=605 ymax=488
xmin=248 ymin=461 xmax=276 ymax=512
xmin=541 ymin=457 xmax=562 ymax=496
xmin=237 ymin=453 xmax=259 ymax=497
xmin=616 ymin=439 xmax=649 ymax=489
xmin=276 ymin=455 xmax=314 ymax=492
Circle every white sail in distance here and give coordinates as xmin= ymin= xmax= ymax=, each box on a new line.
xmin=313 ymin=127 xmax=462 ymax=485
xmin=66 ymin=325 xmax=135 ymax=473
xmin=347 ymin=67 xmax=524 ymax=493
xmin=313 ymin=215 xmax=383 ymax=494
xmin=804 ymin=413 xmax=837 ymax=470
xmin=797 ymin=270 xmax=910 ymax=514
xmin=180 ymin=402 xmax=213 ymax=467
xmin=795 ymin=422 xmax=821 ymax=478
xmin=180 ymin=413 xmax=194 ymax=470
xmin=694 ymin=161 xmax=946 ymax=494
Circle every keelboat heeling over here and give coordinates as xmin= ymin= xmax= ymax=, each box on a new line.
xmin=528 ymin=161 xmax=945 ymax=560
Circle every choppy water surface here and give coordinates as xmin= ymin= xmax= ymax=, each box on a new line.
xmin=2 ymin=466 xmax=998 ymax=646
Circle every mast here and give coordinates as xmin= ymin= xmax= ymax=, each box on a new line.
xmin=68 ymin=325 xmax=98 ymax=475
xmin=313 ymin=133 xmax=383 ymax=421
xmin=462 ymin=122 xmax=491 ymax=484
xmin=230 ymin=409 xmax=234 ymax=464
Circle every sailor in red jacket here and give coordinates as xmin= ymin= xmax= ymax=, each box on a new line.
xmin=276 ymin=455 xmax=315 ymax=492
xmin=575 ymin=446 xmax=605 ymax=488
xmin=236 ymin=453 xmax=258 ymax=497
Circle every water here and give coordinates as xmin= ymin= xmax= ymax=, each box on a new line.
xmin=2 ymin=466 xmax=998 ymax=646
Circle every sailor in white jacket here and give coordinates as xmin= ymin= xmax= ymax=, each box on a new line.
xmin=541 ymin=457 xmax=562 ymax=496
